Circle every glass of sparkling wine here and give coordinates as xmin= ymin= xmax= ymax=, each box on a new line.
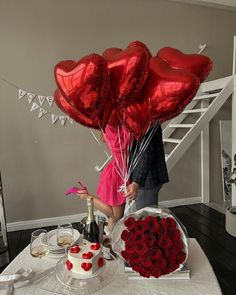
xmin=57 ymin=223 xmax=74 ymax=251
xmin=30 ymin=229 xmax=48 ymax=258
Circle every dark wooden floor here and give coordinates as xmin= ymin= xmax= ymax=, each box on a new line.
xmin=1 ymin=204 xmax=236 ymax=295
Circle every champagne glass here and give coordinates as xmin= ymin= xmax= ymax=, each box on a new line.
xmin=57 ymin=223 xmax=74 ymax=251
xmin=30 ymin=229 xmax=48 ymax=258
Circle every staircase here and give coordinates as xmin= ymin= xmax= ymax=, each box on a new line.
xmin=163 ymin=76 xmax=234 ymax=172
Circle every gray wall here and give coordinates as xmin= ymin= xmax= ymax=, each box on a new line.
xmin=0 ymin=0 xmax=235 ymax=223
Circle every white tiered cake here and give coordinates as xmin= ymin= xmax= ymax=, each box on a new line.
xmin=66 ymin=241 xmax=105 ymax=277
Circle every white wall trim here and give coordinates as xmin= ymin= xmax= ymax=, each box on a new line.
xmin=7 ymin=212 xmax=87 ymax=232
xmin=159 ymin=196 xmax=202 ymax=208
xmin=7 ymin=197 xmax=201 ymax=232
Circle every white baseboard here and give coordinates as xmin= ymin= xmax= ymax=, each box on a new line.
xmin=7 ymin=212 xmax=87 ymax=232
xmin=7 ymin=197 xmax=202 ymax=232
xmin=159 ymin=196 xmax=202 ymax=208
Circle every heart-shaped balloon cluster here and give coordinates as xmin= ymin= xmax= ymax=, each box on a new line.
xmin=54 ymin=41 xmax=212 ymax=138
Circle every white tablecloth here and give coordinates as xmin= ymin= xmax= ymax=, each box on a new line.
xmin=0 ymin=238 xmax=222 ymax=295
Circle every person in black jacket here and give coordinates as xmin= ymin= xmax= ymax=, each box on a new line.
xmin=126 ymin=123 xmax=169 ymax=209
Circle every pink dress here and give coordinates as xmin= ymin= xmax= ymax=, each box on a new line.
xmin=97 ymin=125 xmax=133 ymax=207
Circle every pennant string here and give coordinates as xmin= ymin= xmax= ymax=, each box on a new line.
xmin=1 ymin=77 xmax=73 ymax=126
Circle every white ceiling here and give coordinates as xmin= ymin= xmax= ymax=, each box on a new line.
xmin=169 ymin=0 xmax=236 ymax=11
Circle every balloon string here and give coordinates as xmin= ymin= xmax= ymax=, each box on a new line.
xmin=90 ymin=129 xmax=111 ymax=159
xmin=117 ymin=125 xmax=126 ymax=177
xmin=125 ymin=121 xmax=160 ymax=182
xmin=125 ymin=122 xmax=152 ymax=180
xmin=130 ymin=121 xmax=159 ymax=173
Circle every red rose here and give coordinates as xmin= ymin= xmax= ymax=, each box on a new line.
xmin=145 ymin=234 xmax=156 ymax=247
xmin=125 ymin=241 xmax=136 ymax=253
xmin=157 ymin=223 xmax=168 ymax=235
xmin=177 ymin=251 xmax=187 ymax=264
xmin=121 ymin=250 xmax=130 ymax=261
xmin=158 ymin=235 xmax=173 ymax=249
xmin=153 ymin=257 xmax=167 ymax=270
xmin=129 ymin=252 xmax=141 ymax=263
xmin=150 ymin=266 xmax=162 ymax=278
xmin=141 ymin=256 xmax=153 ymax=268
xmin=175 ymin=240 xmax=184 ymax=251
xmin=124 ymin=217 xmax=136 ymax=230
xmin=162 ymin=267 xmax=172 ymax=275
xmin=136 ymin=242 xmax=149 ymax=255
xmin=139 ymin=268 xmax=151 ymax=278
xmin=168 ymin=249 xmax=178 ymax=261
xmin=162 ymin=217 xmax=177 ymax=230
xmin=133 ymin=232 xmax=145 ymax=244
xmin=121 ymin=230 xmax=132 ymax=242
xmin=172 ymin=229 xmax=181 ymax=241
xmin=168 ymin=262 xmax=179 ymax=272
xmin=130 ymin=261 xmax=142 ymax=273
xmin=149 ymin=247 xmax=162 ymax=259
xmin=135 ymin=220 xmax=148 ymax=233
xmin=145 ymin=216 xmax=160 ymax=232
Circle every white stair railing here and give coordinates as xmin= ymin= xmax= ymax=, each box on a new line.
xmin=163 ymin=75 xmax=234 ymax=172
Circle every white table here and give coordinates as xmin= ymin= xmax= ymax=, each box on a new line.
xmin=0 ymin=238 xmax=222 ymax=295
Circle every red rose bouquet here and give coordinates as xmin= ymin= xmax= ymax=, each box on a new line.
xmin=111 ymin=207 xmax=188 ymax=278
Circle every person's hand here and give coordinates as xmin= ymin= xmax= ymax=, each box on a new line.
xmin=125 ymin=182 xmax=139 ymax=200
xmin=76 ymin=189 xmax=90 ymax=200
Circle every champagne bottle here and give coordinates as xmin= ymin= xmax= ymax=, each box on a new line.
xmin=83 ymin=196 xmax=99 ymax=243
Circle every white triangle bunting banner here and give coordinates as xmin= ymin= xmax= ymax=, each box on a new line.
xmin=30 ymin=102 xmax=40 ymax=112
xmin=51 ymin=114 xmax=59 ymax=124
xmin=38 ymin=108 xmax=47 ymax=118
xmin=59 ymin=116 xmax=67 ymax=126
xmin=46 ymin=96 xmax=54 ymax=107
xmin=38 ymin=95 xmax=46 ymax=106
xmin=27 ymin=93 xmax=36 ymax=104
xmin=67 ymin=116 xmax=73 ymax=124
xmin=18 ymin=89 xmax=27 ymax=100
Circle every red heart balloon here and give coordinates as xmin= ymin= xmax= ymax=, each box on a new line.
xmin=144 ymin=57 xmax=200 ymax=123
xmin=128 ymin=40 xmax=152 ymax=58
xmin=157 ymin=47 xmax=212 ymax=82
xmin=55 ymin=54 xmax=110 ymax=120
xmin=103 ymin=44 xmax=150 ymax=107
xmin=118 ymin=99 xmax=151 ymax=139
xmin=54 ymin=89 xmax=101 ymax=129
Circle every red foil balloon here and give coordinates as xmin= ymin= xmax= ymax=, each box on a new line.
xmin=119 ymin=99 xmax=151 ymax=139
xmin=144 ymin=57 xmax=200 ymax=123
xmin=54 ymin=89 xmax=101 ymax=129
xmin=157 ymin=47 xmax=212 ymax=82
xmin=103 ymin=44 xmax=150 ymax=107
xmin=54 ymin=54 xmax=110 ymax=120
xmin=128 ymin=40 xmax=152 ymax=58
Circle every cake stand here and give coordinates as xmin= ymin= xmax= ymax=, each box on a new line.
xmin=55 ymin=253 xmax=117 ymax=294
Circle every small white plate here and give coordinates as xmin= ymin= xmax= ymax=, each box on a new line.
xmin=43 ymin=229 xmax=80 ymax=253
